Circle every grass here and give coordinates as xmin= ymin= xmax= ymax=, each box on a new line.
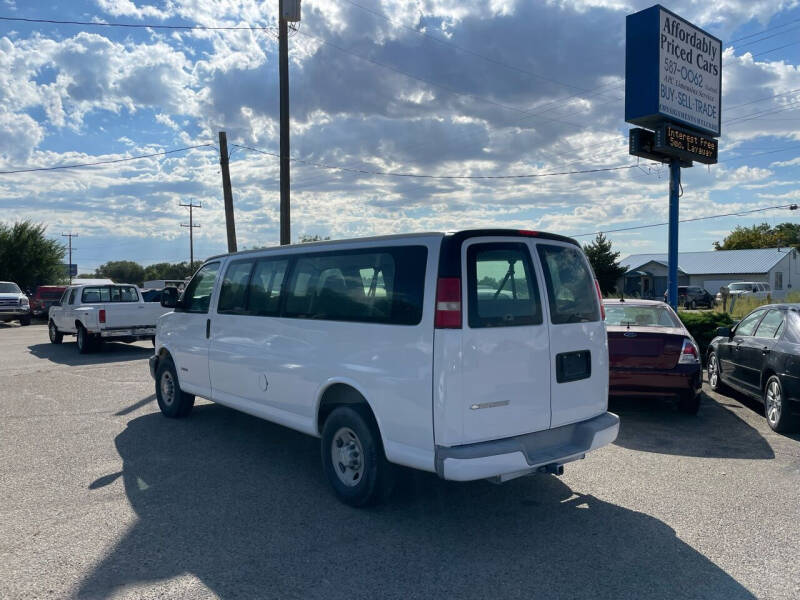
xmin=713 ymin=291 xmax=800 ymax=319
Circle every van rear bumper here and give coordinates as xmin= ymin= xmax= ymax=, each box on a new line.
xmin=434 ymin=411 xmax=619 ymax=482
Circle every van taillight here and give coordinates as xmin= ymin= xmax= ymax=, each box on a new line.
xmin=435 ymin=277 xmax=462 ymax=329
xmin=594 ymin=279 xmax=605 ymax=320
xmin=99 ymin=309 xmax=106 ymax=323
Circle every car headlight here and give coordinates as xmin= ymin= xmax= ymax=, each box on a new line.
xmin=20 ymin=297 xmax=29 ymax=307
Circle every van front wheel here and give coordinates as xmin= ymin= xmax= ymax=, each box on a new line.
xmin=155 ymin=356 xmax=195 ymax=418
xmin=321 ymin=405 xmax=394 ymax=507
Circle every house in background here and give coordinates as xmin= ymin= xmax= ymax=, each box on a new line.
xmin=618 ymin=247 xmax=799 ymax=299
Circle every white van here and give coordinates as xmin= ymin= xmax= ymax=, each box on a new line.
xmin=150 ymin=230 xmax=619 ymax=505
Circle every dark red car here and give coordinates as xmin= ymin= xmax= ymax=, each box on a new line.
xmin=31 ymin=285 xmax=67 ymax=318
xmin=604 ymin=299 xmax=702 ymax=413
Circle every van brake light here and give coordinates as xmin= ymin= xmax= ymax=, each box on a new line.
xmin=435 ymin=277 xmax=462 ymax=329
xmin=594 ymin=279 xmax=605 ymax=320
xmin=99 ymin=309 xmax=106 ymax=324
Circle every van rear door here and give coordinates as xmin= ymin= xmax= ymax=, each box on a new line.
xmin=535 ymin=242 xmax=608 ymax=427
xmin=458 ymin=238 xmax=552 ymax=444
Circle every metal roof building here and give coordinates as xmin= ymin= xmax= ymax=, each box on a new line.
xmin=618 ymin=247 xmax=799 ymax=299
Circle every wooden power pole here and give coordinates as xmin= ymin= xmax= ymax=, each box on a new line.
xmin=218 ymin=131 xmax=237 ymax=253
xmin=180 ymin=201 xmax=202 ymax=271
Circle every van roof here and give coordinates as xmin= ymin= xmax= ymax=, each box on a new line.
xmin=205 ymin=229 xmax=579 ymax=262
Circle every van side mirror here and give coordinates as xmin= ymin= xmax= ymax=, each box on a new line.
xmin=161 ymin=287 xmax=181 ymax=309
xmin=716 ymin=326 xmax=732 ymax=338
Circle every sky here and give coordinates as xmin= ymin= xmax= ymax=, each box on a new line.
xmin=0 ymin=0 xmax=799 ymax=273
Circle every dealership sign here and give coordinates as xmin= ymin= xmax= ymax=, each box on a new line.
xmin=625 ymin=5 xmax=722 ymax=137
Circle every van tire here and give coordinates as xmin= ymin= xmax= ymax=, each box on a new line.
xmin=48 ymin=321 xmax=63 ymax=344
xmin=155 ymin=356 xmax=195 ymax=418
xmin=321 ymin=405 xmax=394 ymax=507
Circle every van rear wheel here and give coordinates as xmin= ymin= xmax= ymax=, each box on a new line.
xmin=321 ymin=405 xmax=394 ymax=507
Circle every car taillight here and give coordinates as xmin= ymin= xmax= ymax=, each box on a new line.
xmin=594 ymin=279 xmax=605 ymax=320
xmin=99 ymin=309 xmax=106 ymax=324
xmin=435 ymin=277 xmax=461 ymax=329
xmin=678 ymin=338 xmax=700 ymax=364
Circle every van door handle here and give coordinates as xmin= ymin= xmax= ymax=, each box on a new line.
xmin=206 ymin=319 xmax=210 ymax=339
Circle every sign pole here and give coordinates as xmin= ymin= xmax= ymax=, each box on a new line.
xmin=667 ymin=159 xmax=680 ymax=309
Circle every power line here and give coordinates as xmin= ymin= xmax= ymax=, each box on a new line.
xmin=728 ymin=17 xmax=800 ymax=44
xmin=231 ymin=143 xmax=636 ymax=179
xmin=0 ymin=15 xmax=276 ymax=32
xmin=0 ymin=144 xmax=214 ymax=174
xmin=571 ymin=203 xmax=799 ymax=238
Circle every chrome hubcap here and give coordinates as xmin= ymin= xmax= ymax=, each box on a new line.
xmin=766 ymin=380 xmax=781 ymax=425
xmin=331 ymin=427 xmax=364 ymax=487
xmin=160 ymin=371 xmax=175 ymax=406
xmin=709 ymin=356 xmax=718 ymax=387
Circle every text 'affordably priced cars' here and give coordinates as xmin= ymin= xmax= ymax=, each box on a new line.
xmin=49 ymin=284 xmax=173 ymax=353
xmin=708 ymin=304 xmax=800 ymax=432
xmin=604 ymin=299 xmax=702 ymax=413
xmin=149 ymin=230 xmax=620 ymax=506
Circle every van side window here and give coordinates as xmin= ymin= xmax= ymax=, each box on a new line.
xmin=466 ymin=243 xmax=542 ymax=328
xmin=218 ymin=260 xmax=254 ymax=314
xmin=182 ymin=262 xmax=220 ymax=314
xmin=249 ymin=258 xmax=288 ymax=316
xmin=284 ymin=246 xmax=426 ymax=325
xmin=536 ymin=244 xmax=600 ymax=324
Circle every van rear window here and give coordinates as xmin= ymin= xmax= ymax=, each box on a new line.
xmin=536 ymin=244 xmax=600 ymax=324
xmin=466 ymin=243 xmax=542 ymax=328
xmin=285 ymin=246 xmax=427 ymax=325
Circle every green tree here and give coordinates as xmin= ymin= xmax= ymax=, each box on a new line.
xmin=299 ymin=234 xmax=330 ymax=243
xmin=713 ymin=222 xmax=800 ymax=250
xmin=143 ymin=261 xmax=195 ymax=282
xmin=583 ymin=232 xmax=627 ymax=295
xmin=95 ymin=260 xmax=146 ymax=286
xmin=0 ymin=220 xmax=66 ymax=292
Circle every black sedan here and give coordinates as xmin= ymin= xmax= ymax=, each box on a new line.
xmin=707 ymin=304 xmax=800 ymax=432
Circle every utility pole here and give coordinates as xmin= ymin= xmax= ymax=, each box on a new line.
xmin=61 ymin=233 xmax=78 ymax=284
xmin=667 ymin=159 xmax=680 ymax=309
xmin=279 ymin=0 xmax=301 ymax=245
xmin=180 ymin=201 xmax=202 ymax=271
xmin=218 ymin=131 xmax=237 ymax=253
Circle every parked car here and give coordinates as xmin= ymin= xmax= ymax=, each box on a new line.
xmin=663 ymin=286 xmax=713 ymax=309
xmin=715 ymin=281 xmax=770 ymax=304
xmin=48 ymin=284 xmax=173 ymax=353
xmin=0 ymin=281 xmax=31 ymax=326
xmin=708 ymin=304 xmax=800 ymax=432
xmin=30 ymin=285 xmax=67 ymax=318
xmin=150 ymin=229 xmax=620 ymax=505
xmin=604 ymin=299 xmax=702 ymax=413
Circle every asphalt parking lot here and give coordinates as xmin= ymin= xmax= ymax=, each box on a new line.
xmin=1 ymin=323 xmax=799 ymax=599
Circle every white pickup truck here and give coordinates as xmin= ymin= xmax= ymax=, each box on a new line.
xmin=48 ymin=284 xmax=172 ymax=353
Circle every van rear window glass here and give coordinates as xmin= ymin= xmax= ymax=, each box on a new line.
xmin=536 ymin=244 xmax=600 ymax=324
xmin=285 ymin=246 xmax=427 ymax=325
xmin=466 ymin=243 xmax=542 ymax=328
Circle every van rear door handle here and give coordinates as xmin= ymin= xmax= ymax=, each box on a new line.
xmin=206 ymin=319 xmax=210 ymax=339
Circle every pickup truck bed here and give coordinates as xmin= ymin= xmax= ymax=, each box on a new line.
xmin=48 ymin=284 xmax=171 ymax=352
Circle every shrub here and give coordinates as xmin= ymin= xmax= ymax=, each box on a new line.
xmin=677 ymin=311 xmax=734 ymax=363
